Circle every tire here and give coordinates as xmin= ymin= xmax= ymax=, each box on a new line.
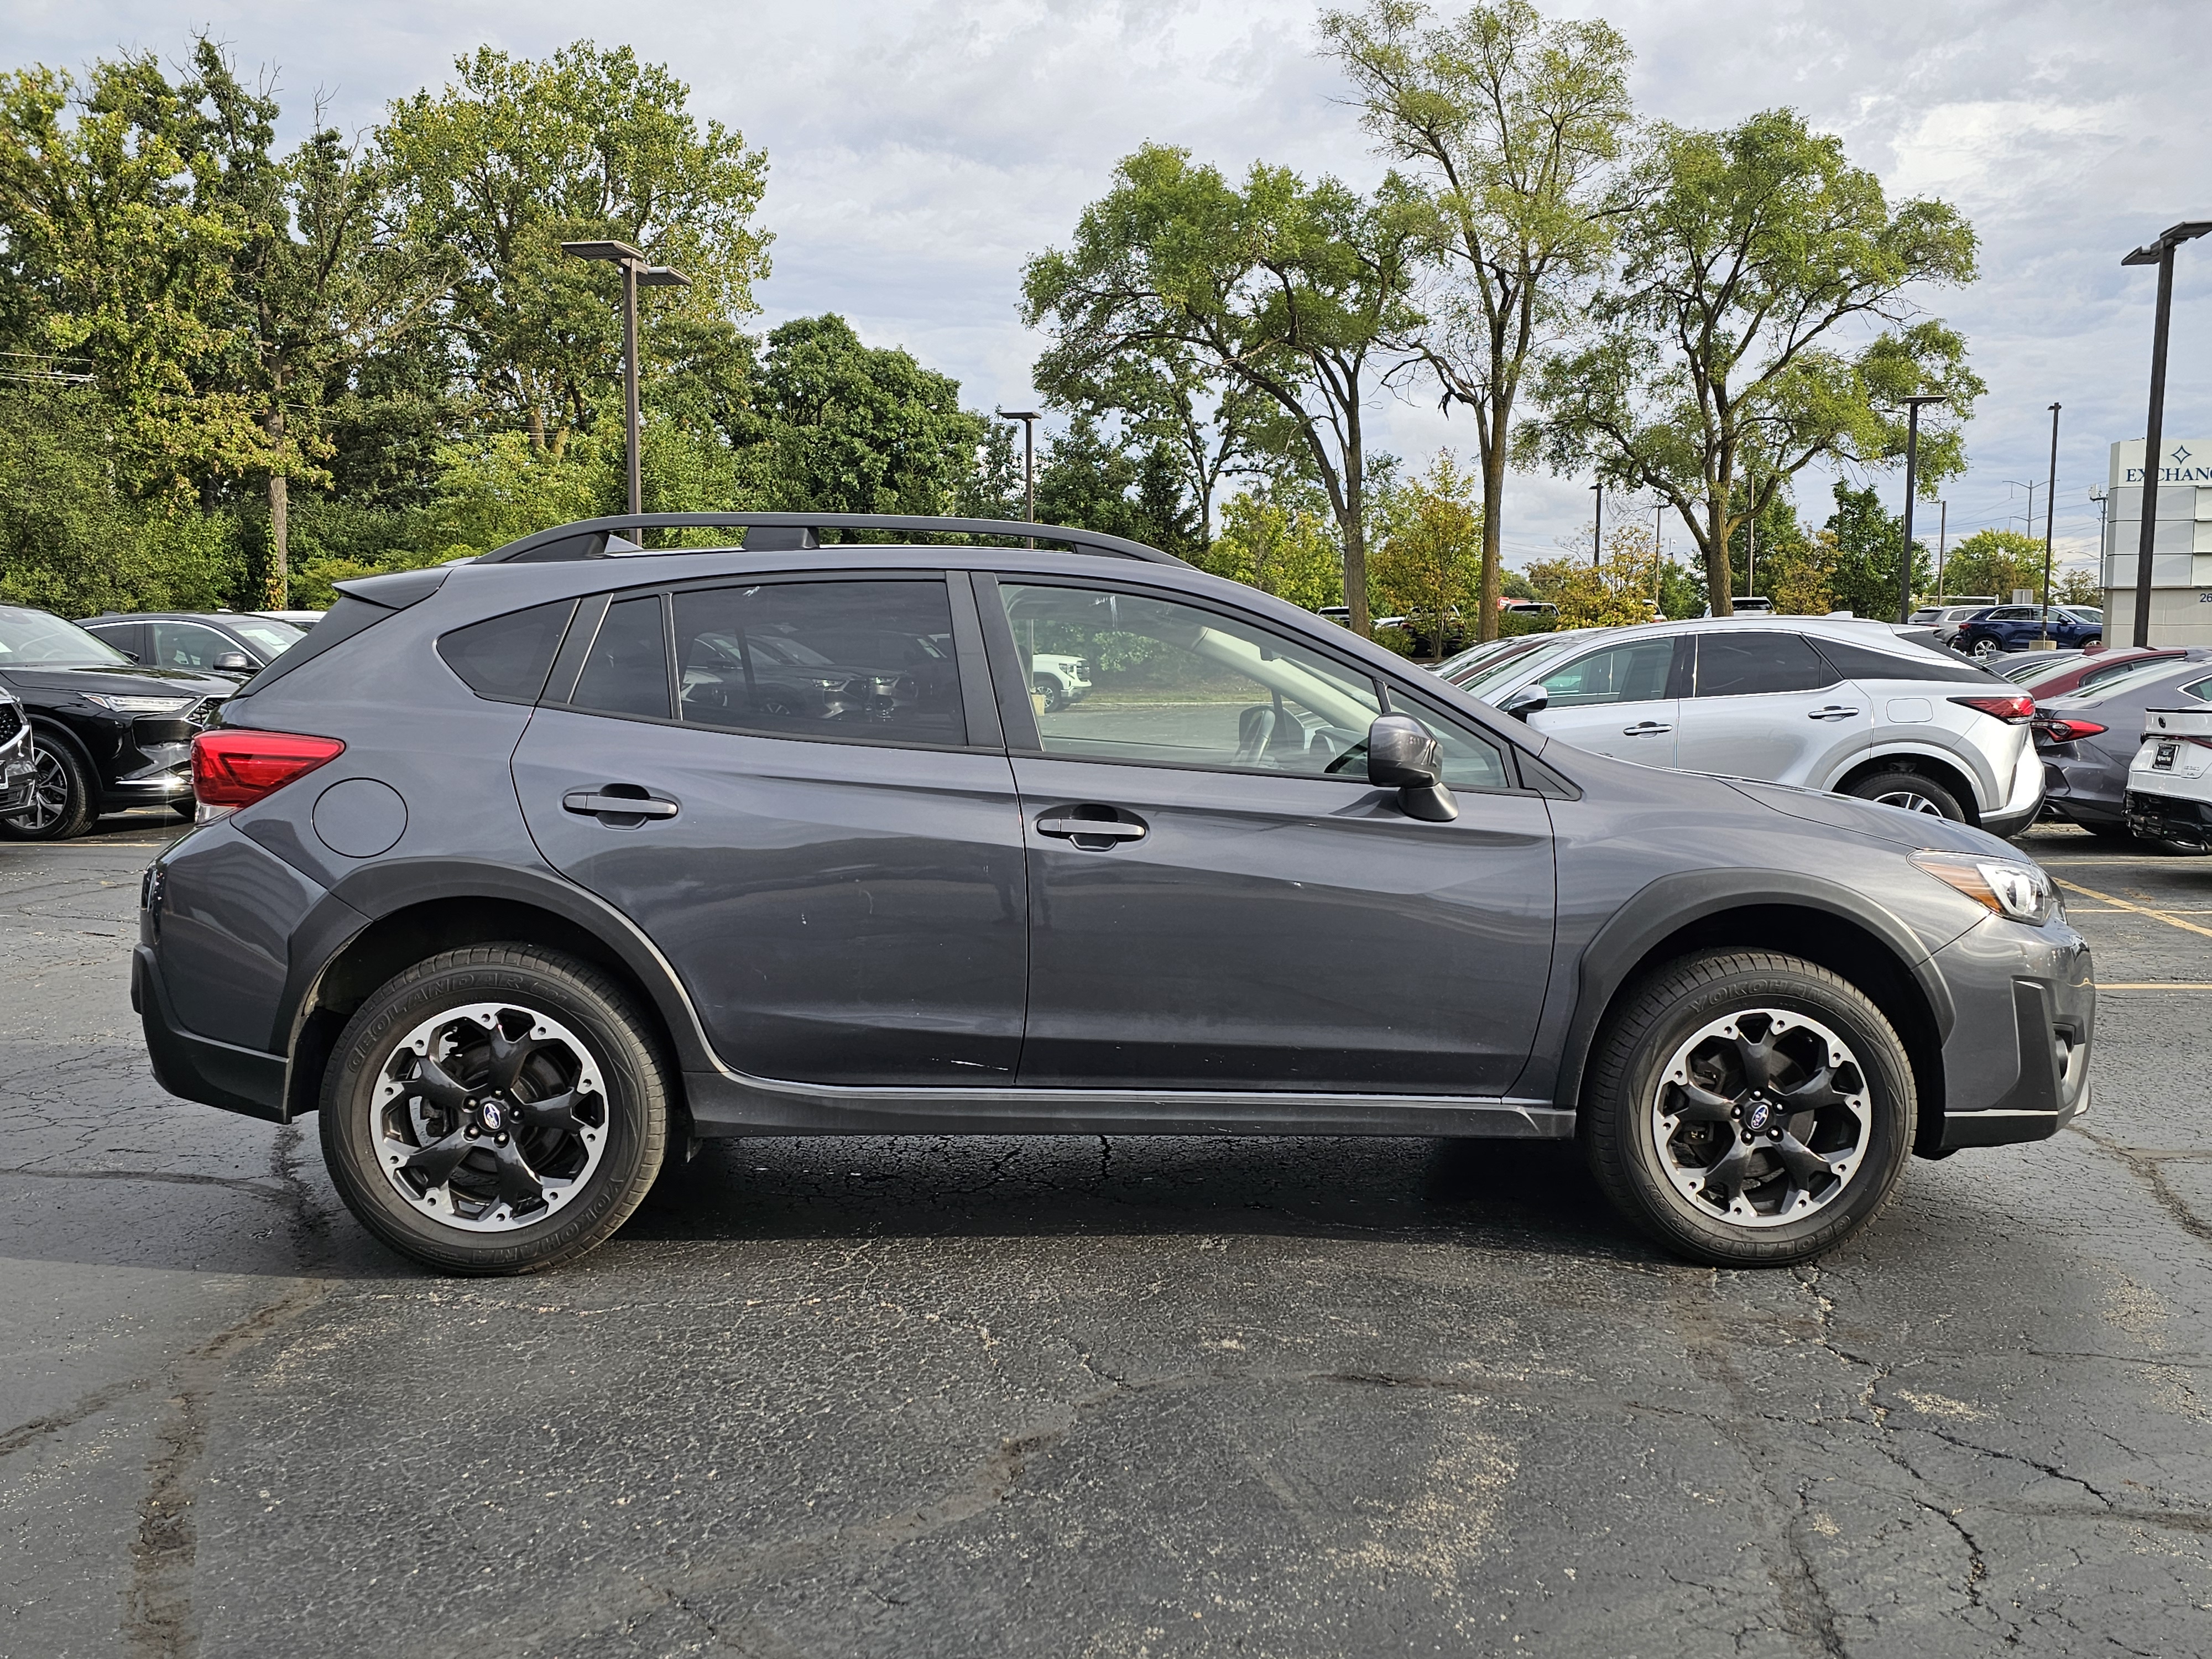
xmin=319 ymin=945 xmax=669 ymax=1275
xmin=1973 ymin=638 xmax=2001 ymax=661
xmin=1843 ymin=769 xmax=1966 ymax=822
xmin=170 ymin=800 xmax=197 ymax=820
xmin=1582 ymin=951 xmax=1916 ymax=1266
xmin=0 ymin=740 xmax=96 ymax=841
xmin=1033 ymin=674 xmax=1066 ymax=713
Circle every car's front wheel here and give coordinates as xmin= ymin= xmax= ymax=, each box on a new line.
xmin=0 ymin=742 xmax=95 ymax=841
xmin=320 ymin=945 xmax=669 ymax=1275
xmin=1582 ymin=951 xmax=1916 ymax=1266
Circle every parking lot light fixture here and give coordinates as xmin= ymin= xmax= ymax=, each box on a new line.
xmin=561 ymin=241 xmax=691 ymax=535
xmin=1895 ymin=394 xmax=1948 ymax=624
xmin=995 ymin=409 xmax=1041 ymax=548
xmin=2121 ymin=221 xmax=2212 ymax=645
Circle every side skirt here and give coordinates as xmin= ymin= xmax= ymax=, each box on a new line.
xmin=683 ymin=1071 xmax=1574 ymax=1140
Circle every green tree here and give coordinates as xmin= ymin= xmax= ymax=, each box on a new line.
xmin=1526 ymin=524 xmax=1665 ymax=628
xmin=1938 ymin=528 xmax=2042 ymax=604
xmin=377 ymin=41 xmax=770 ymax=448
xmin=1024 ymin=142 xmax=1433 ymax=635
xmin=1368 ymin=449 xmax=1484 ymax=656
xmin=1818 ymin=482 xmax=1929 ymax=617
xmin=1521 ymin=109 xmax=1982 ymax=613
xmin=1323 ymin=0 xmax=1632 ymax=643
xmin=1200 ymin=479 xmax=1345 ymax=611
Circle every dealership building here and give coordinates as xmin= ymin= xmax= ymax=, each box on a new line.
xmin=2104 ymin=437 xmax=2212 ymax=645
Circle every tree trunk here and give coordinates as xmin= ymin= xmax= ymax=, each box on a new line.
xmin=1343 ymin=457 xmax=1369 ymax=638
xmin=1703 ymin=493 xmax=1731 ymax=617
xmin=1478 ymin=405 xmax=1510 ymax=643
xmin=265 ymin=401 xmax=289 ymax=611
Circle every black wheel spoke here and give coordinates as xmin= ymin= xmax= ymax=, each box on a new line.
xmin=402 ymin=1126 xmax=474 ymax=1188
xmin=1698 ymin=1136 xmax=1760 ymax=1203
xmin=490 ymin=1139 xmax=544 ymax=1208
xmin=484 ymin=1024 xmax=538 ymax=1092
xmin=1671 ymin=1081 xmax=1738 ymax=1124
xmin=1732 ymin=1029 xmax=1780 ymax=1091
xmin=1776 ymin=1062 xmax=1844 ymax=1113
xmin=517 ymin=1087 xmax=582 ymax=1135
xmin=408 ymin=1053 xmax=472 ymax=1114
xmin=1773 ymin=1131 xmax=1833 ymax=1186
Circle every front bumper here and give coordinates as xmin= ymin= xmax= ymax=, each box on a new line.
xmin=0 ymin=752 xmax=32 ymax=817
xmin=1929 ymin=917 xmax=2095 ymax=1151
xmin=2126 ymin=789 xmax=2212 ymax=848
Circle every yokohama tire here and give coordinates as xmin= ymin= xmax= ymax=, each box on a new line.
xmin=319 ymin=945 xmax=668 ymax=1275
xmin=1582 ymin=951 xmax=1916 ymax=1267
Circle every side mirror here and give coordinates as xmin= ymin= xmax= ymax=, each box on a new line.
xmin=1498 ymin=684 xmax=1547 ymax=721
xmin=1365 ymin=714 xmax=1458 ymax=822
xmin=213 ymin=652 xmax=252 ymax=672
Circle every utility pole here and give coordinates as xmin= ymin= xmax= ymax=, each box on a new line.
xmin=2041 ymin=403 xmax=2061 ymax=646
xmin=1653 ymin=502 xmax=1663 ymax=618
xmin=2121 ymin=220 xmax=2212 ymax=646
xmin=1591 ymin=482 xmax=1603 ymax=568
xmin=561 ymin=241 xmax=691 ymax=535
xmin=1896 ymin=395 xmax=1948 ymax=623
xmin=2005 ymin=479 xmax=2041 ymax=546
xmin=995 ymin=409 xmax=1041 ymax=549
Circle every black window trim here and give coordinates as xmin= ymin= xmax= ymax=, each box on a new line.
xmin=540 ymin=570 xmax=1003 ymax=756
xmin=978 ymin=569 xmax=1537 ymax=796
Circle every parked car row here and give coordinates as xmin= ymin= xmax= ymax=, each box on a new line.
xmin=0 ymin=606 xmax=319 ymax=840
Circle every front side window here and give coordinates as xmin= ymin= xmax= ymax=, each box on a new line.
xmin=998 ymin=582 xmax=1383 ymax=776
xmin=150 ymin=620 xmax=236 ymax=671
xmin=1537 ymin=638 xmax=1677 ymax=707
xmin=1692 ymin=632 xmax=1838 ymax=697
xmin=675 ymin=580 xmax=964 ymax=745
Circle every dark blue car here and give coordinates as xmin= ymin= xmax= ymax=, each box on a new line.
xmin=1955 ymin=604 xmax=2103 ymax=659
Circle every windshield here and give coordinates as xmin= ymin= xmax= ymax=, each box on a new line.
xmin=2002 ymin=655 xmax=2085 ymax=687
xmin=1459 ymin=633 xmax=1589 ymax=698
xmin=2059 ymin=606 xmax=2103 ymax=624
xmin=0 ymin=606 xmax=135 ymax=667
xmin=225 ymin=617 xmax=305 ymax=656
xmin=1435 ymin=633 xmax=1553 ymax=685
xmin=2074 ymin=658 xmax=2212 ymax=704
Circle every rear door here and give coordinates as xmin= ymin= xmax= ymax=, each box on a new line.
xmin=986 ymin=576 xmax=1554 ymax=1095
xmin=512 ymin=573 xmax=1029 ymax=1087
xmin=1522 ymin=635 xmax=1683 ymax=764
xmin=1671 ymin=630 xmax=1870 ymax=788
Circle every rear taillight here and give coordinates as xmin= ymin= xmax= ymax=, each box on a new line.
xmin=1951 ymin=693 xmax=2036 ymax=724
xmin=191 ymin=729 xmax=345 ymax=823
xmin=2033 ymin=717 xmax=2108 ymax=747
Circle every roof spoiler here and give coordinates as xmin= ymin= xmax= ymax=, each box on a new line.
xmin=472 ymin=513 xmax=1186 ymax=566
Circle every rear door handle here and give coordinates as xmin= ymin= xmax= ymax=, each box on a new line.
xmin=1621 ymin=721 xmax=1673 ymax=737
xmin=1809 ymin=706 xmax=1863 ymax=721
xmin=1036 ymin=813 xmax=1147 ymax=844
xmin=563 ymin=789 xmax=680 ymax=820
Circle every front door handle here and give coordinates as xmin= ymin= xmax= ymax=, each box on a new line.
xmin=1808 ymin=705 xmax=1864 ymax=721
xmin=1036 ymin=812 xmax=1147 ymax=846
xmin=563 ymin=789 xmax=680 ymax=821
xmin=1621 ymin=721 xmax=1673 ymax=737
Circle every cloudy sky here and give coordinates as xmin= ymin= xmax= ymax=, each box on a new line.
xmin=9 ymin=0 xmax=2211 ymax=585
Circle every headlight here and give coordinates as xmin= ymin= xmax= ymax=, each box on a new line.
xmin=84 ymin=693 xmax=196 ymax=714
xmin=1910 ymin=850 xmax=2056 ymax=925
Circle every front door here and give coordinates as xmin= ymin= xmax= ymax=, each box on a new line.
xmin=1522 ymin=634 xmax=1683 ymax=765
xmin=989 ymin=579 xmax=1556 ymax=1095
xmin=1670 ymin=630 xmax=1872 ymax=789
xmin=513 ymin=576 xmax=1028 ymax=1087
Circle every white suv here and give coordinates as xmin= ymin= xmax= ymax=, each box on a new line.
xmin=1030 ymin=651 xmax=1092 ymax=712
xmin=1460 ymin=617 xmax=2044 ymax=834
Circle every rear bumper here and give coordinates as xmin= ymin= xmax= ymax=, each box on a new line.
xmin=1979 ymin=739 xmax=2046 ymax=838
xmin=132 ymin=942 xmax=289 ymax=1122
xmin=2126 ymin=789 xmax=2212 ymax=848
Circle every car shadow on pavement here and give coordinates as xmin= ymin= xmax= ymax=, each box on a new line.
xmin=616 ymin=1133 xmax=1660 ymax=1265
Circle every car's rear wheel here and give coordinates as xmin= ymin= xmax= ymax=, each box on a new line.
xmin=1582 ymin=951 xmax=1915 ymax=1266
xmin=1843 ymin=769 xmax=1966 ymax=822
xmin=0 ymin=742 xmax=95 ymax=841
xmin=1973 ymin=638 xmax=2002 ymax=661
xmin=320 ymin=945 xmax=668 ymax=1275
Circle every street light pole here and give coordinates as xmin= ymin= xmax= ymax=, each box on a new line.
xmin=2041 ymin=402 xmax=2061 ymax=646
xmin=561 ymin=240 xmax=691 ymax=536
xmin=1591 ymin=482 xmax=1602 ymax=568
xmin=1895 ymin=394 xmax=1947 ymax=623
xmin=995 ymin=409 xmax=1041 ymax=548
xmin=2122 ymin=221 xmax=2212 ymax=646
xmin=1934 ymin=500 xmax=1948 ymax=601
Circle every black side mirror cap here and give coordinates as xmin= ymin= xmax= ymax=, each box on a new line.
xmin=1365 ymin=714 xmax=1458 ymax=822
xmin=1499 ymin=684 xmax=1547 ymax=721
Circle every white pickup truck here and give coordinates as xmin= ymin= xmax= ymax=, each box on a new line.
xmin=2125 ymin=704 xmax=2212 ymax=849
xmin=1031 ymin=651 xmax=1092 ymax=712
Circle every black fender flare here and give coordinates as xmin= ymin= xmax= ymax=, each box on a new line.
xmin=282 ymin=855 xmax=722 ymax=1077
xmin=1551 ymin=870 xmax=1958 ymax=1115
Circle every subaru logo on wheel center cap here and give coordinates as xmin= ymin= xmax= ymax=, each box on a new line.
xmin=480 ymin=1100 xmax=504 ymax=1131
xmin=1744 ymin=1100 xmax=1772 ymax=1133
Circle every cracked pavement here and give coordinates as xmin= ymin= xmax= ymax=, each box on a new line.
xmin=2 ymin=816 xmax=2209 ymax=1657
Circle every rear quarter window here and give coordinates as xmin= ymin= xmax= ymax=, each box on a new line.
xmin=437 ymin=600 xmax=580 ymax=703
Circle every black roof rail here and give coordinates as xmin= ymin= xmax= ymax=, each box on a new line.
xmin=471 ymin=513 xmax=1187 ymax=566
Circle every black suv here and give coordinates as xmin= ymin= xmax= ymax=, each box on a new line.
xmin=134 ymin=515 xmax=2094 ymax=1274
xmin=0 ymin=605 xmax=234 ymax=839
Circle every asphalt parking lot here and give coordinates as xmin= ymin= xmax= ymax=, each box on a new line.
xmin=3 ymin=812 xmax=2209 ymax=1658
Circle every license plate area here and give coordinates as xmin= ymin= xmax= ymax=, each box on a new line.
xmin=2154 ymin=743 xmax=2178 ymax=770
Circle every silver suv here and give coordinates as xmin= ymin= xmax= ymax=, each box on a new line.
xmin=1462 ymin=617 xmax=2043 ymax=834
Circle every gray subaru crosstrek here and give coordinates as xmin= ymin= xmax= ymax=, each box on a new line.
xmin=133 ymin=514 xmax=2094 ymax=1274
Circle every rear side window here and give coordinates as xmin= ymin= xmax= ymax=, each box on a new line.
xmin=437 ymin=599 xmax=577 ymax=703
xmin=1692 ymin=632 xmax=1838 ymax=697
xmin=1809 ymin=636 xmax=2001 ymax=686
xmin=571 ymin=596 xmax=672 ymax=719
xmin=674 ymin=579 xmax=965 ymax=746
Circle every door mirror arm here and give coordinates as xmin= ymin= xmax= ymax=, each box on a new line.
xmin=1365 ymin=714 xmax=1458 ymax=822
xmin=1498 ymin=684 xmax=1547 ymax=721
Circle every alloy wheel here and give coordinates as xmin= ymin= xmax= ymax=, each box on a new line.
xmin=1648 ymin=1008 xmax=1871 ymax=1228
xmin=371 ymin=1001 xmax=611 ymax=1232
xmin=19 ymin=749 xmax=70 ymax=833
xmin=1871 ymin=788 xmax=1946 ymax=816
